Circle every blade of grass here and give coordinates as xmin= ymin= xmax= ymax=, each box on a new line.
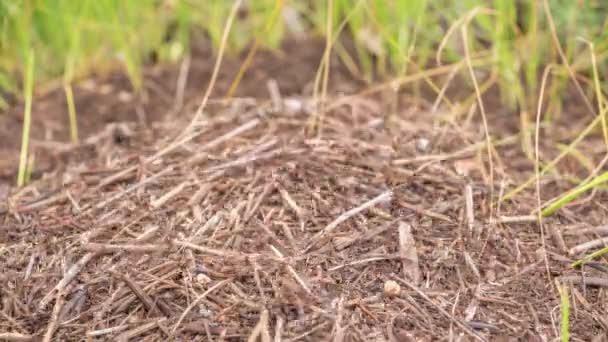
xmin=558 ymin=284 xmax=569 ymax=342
xmin=63 ymin=83 xmax=78 ymax=143
xmin=572 ymin=246 xmax=608 ymax=268
xmin=17 ymin=50 xmax=35 ymax=187
xmin=500 ymin=112 xmax=604 ymax=203
xmin=542 ymin=170 xmax=608 ymax=216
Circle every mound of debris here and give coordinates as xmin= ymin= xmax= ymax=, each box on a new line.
xmin=1 ymin=96 xmax=606 ymax=341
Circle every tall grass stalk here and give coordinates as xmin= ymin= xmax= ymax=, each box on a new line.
xmin=558 ymin=284 xmax=570 ymax=342
xmin=17 ymin=51 xmax=35 ymax=187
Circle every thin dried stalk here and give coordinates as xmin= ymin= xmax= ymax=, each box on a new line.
xmin=306 ymin=191 xmax=392 ymax=251
xmin=398 ymin=222 xmax=420 ymax=284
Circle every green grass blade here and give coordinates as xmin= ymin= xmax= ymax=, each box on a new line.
xmin=572 ymin=246 xmax=608 ymax=267
xmin=559 ymin=284 xmax=569 ymax=342
xmin=542 ymin=170 xmax=608 ymax=216
xmin=17 ymin=50 xmax=35 ymax=187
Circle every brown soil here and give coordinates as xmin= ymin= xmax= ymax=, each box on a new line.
xmin=1 ymin=37 xmax=608 ymax=341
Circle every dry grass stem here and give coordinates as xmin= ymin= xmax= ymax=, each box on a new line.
xmin=398 ymin=222 xmax=421 ymax=284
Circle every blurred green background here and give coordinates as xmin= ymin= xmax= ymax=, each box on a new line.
xmin=1 ymin=0 xmax=607 ymax=114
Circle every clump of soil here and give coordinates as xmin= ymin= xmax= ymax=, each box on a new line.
xmin=1 ymin=37 xmax=608 ymax=341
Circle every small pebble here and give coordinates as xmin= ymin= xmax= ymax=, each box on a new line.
xmin=383 ymin=280 xmax=401 ymax=298
xmin=415 ymin=137 xmax=430 ymax=153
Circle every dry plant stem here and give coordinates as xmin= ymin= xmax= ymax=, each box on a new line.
xmin=14 ymin=190 xmax=68 ymax=213
xmin=398 ymin=222 xmax=420 ymax=284
xmin=0 ymin=333 xmax=33 ymax=342
xmin=391 ymin=275 xmax=487 ymax=342
xmin=548 ymin=225 xmax=567 ymax=253
xmin=565 ymin=225 xmax=608 ymax=236
xmin=495 ymin=215 xmax=536 ymax=224
xmin=535 ymin=65 xmax=554 ymax=284
xmin=86 ymin=325 xmax=129 ymax=337
xmin=558 ymin=276 xmax=608 ymax=289
xmin=42 ymin=290 xmax=66 ymax=342
xmin=82 ymin=243 xmax=167 ymax=253
xmin=171 ymin=279 xmax=232 ymax=335
xmin=274 ymin=316 xmax=284 ymax=342
xmin=151 ymin=180 xmax=189 ymax=208
xmin=328 ymin=254 xmax=403 ymax=271
xmin=305 ymin=191 xmax=392 ymax=251
xmin=461 ymin=26 xmax=494 ymax=217
xmin=116 ymin=319 xmax=167 ymax=341
xmin=247 ymin=309 xmax=271 ymax=342
xmin=39 ymin=252 xmax=99 ymax=310
xmin=270 ymin=244 xmax=312 ymax=296
xmin=112 ymin=271 xmax=163 ymax=316
xmin=172 ymin=239 xmax=243 ymax=258
xmin=267 ymin=79 xmax=282 ymax=112
xmin=465 ymin=184 xmax=475 ymax=234
xmin=332 ymin=296 xmax=345 ymax=342
xmin=569 ymin=237 xmax=608 ymax=255
xmin=171 ymin=53 xmax=191 ymax=115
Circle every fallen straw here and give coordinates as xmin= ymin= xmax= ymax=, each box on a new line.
xmin=305 ymin=191 xmax=392 ymax=252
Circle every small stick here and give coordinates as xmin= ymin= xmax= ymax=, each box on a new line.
xmin=463 ymin=251 xmax=481 ymax=280
xmin=24 ymin=252 xmax=37 ymax=280
xmin=187 ymin=183 xmax=212 ymax=206
xmin=0 ymin=333 xmax=33 ymax=342
xmin=548 ymin=225 xmax=567 ymax=253
xmin=279 ymin=187 xmax=305 ymax=219
xmin=171 ymin=53 xmax=191 ymax=115
xmin=151 ymin=180 xmax=189 ymax=209
xmin=398 ymin=222 xmax=421 ymax=284
xmin=247 ymin=309 xmax=271 ymax=342
xmin=569 ymin=237 xmax=608 ymax=255
xmin=558 ymin=276 xmax=608 ymax=288
xmin=267 ymin=79 xmax=282 ymax=112
xmin=86 ymin=325 xmax=129 ymax=337
xmin=244 ymin=182 xmax=275 ymax=223
xmin=39 ymin=252 xmax=98 ymax=310
xmin=335 ymin=219 xmax=398 ymax=251
xmin=464 ymin=184 xmax=475 ymax=233
xmin=112 ymin=271 xmax=163 ymax=316
xmin=306 ymin=191 xmax=392 ymax=251
xmin=564 ymin=225 xmax=608 ymax=236
xmin=495 ymin=215 xmax=537 ymax=224
xmin=58 ymin=285 xmax=87 ymax=324
xmin=332 ymin=296 xmax=346 ymax=342
xmin=115 ymin=319 xmax=166 ymax=341
xmin=42 ymin=290 xmax=67 ymax=342
xmin=172 ymin=240 xmax=244 ymax=259
xmin=270 ymin=245 xmax=312 ymax=296
xmin=14 ymin=191 xmax=68 ymax=213
xmin=328 ymin=254 xmax=403 ymax=272
xmin=82 ymin=243 xmax=168 ymax=254
xmin=274 ymin=316 xmax=284 ymax=342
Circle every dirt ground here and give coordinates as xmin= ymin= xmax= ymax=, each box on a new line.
xmin=1 ymin=36 xmax=608 ymax=341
